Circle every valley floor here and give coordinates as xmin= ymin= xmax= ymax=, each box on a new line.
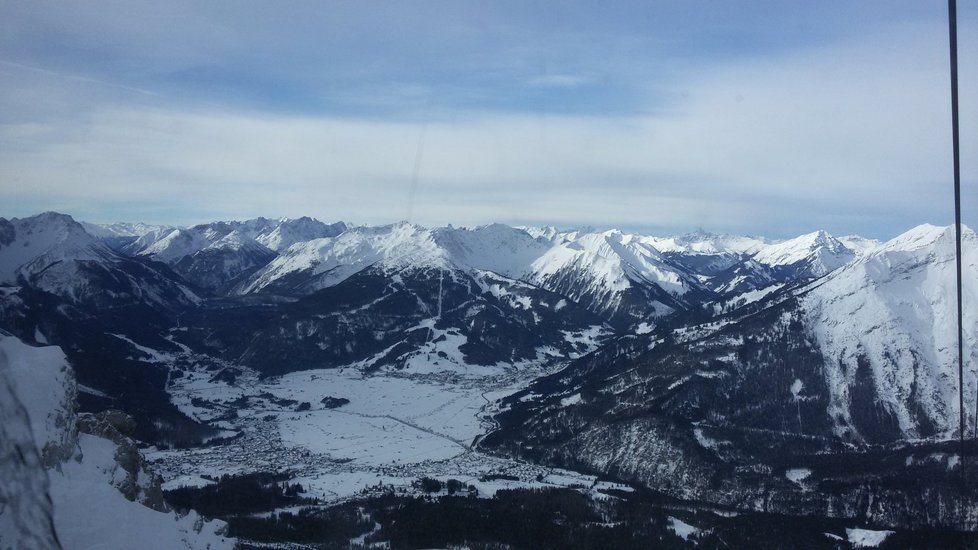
xmin=147 ymin=354 xmax=606 ymax=505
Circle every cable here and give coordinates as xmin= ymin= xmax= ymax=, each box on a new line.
xmin=947 ymin=0 xmax=965 ymax=466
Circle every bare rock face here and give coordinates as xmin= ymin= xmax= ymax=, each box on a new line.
xmin=0 ymin=335 xmax=77 ymax=469
xmin=77 ymin=410 xmax=169 ymax=512
xmin=0 ymin=344 xmax=62 ymax=550
xmin=76 ymin=409 xmax=136 ymax=444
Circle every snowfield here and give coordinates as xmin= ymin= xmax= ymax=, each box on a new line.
xmin=805 ymin=224 xmax=978 ymax=440
xmin=149 ymin=349 xmax=609 ymax=506
xmin=50 ymin=434 xmax=232 ymax=550
xmin=846 ymin=527 xmax=895 ymax=547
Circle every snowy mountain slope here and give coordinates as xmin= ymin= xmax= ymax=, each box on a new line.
xmin=133 ymin=222 xmax=273 ymax=293
xmin=0 ymin=213 xmax=200 ymax=309
xmin=523 ymin=226 xmax=769 ymax=268
xmin=521 ymin=228 xmax=784 ymax=309
xmin=239 ymin=222 xmax=555 ymax=295
xmin=130 ymin=216 xmax=346 ymax=260
xmin=81 ymin=221 xmax=175 ymax=239
xmin=805 ymin=223 xmax=978 ymax=441
xmin=700 ymin=230 xmax=864 ymax=297
xmin=190 ymin=262 xmax=611 ymax=377
xmin=122 ymin=225 xmax=178 ymax=256
xmin=135 ymin=228 xmax=214 ymax=264
xmin=0 ymin=332 xmax=63 ymax=549
xmin=81 ymin=221 xmax=177 ymax=251
xmin=134 ymin=218 xmax=277 ymax=262
xmin=255 ymin=217 xmax=347 ymax=252
xmin=530 ymin=231 xmax=696 ymax=297
xmin=0 ymin=212 xmax=111 ymax=284
xmin=0 ymin=334 xmax=76 ymax=467
xmin=50 ymin=432 xmax=233 ymax=550
xmin=646 ymin=230 xmax=771 ymax=256
xmin=129 ymin=217 xmax=347 ymax=293
xmin=525 ymin=230 xmax=712 ymax=327
xmin=1 ymin=211 xmax=881 ymax=332
xmin=482 ymin=224 xmax=978 ymax=528
xmin=432 ymin=223 xmax=552 ymax=279
xmin=492 ymin=223 xmax=977 ymax=448
xmin=751 ymin=230 xmax=856 ymax=278
xmin=706 ymin=259 xmax=780 ymax=295
xmin=236 ymin=222 xmax=449 ymax=295
xmin=172 ymin=231 xmax=278 ymax=293
xmin=94 ymin=214 xmax=878 ymax=328
xmin=238 ymin=223 xmax=712 ymax=328
xmin=0 ymin=333 xmax=233 ymax=549
xmin=523 ymin=227 xmax=769 ymax=275
xmin=838 ymin=235 xmax=881 ymax=255
xmin=67 ymin=214 xmax=875 ymax=311
xmin=519 ymin=226 xmax=597 ymax=243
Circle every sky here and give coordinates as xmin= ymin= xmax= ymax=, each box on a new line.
xmin=0 ymin=1 xmax=976 ymax=239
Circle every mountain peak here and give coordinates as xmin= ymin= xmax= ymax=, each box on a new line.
xmin=0 ymin=212 xmax=105 ymax=284
xmin=31 ymin=211 xmax=78 ymax=224
xmin=790 ymin=229 xmax=835 ymax=247
xmin=8 ymin=212 xmax=89 ymax=238
xmin=875 ymin=223 xmax=974 ymax=256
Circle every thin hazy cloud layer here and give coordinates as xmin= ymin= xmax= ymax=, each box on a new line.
xmin=0 ymin=1 xmax=975 ymax=238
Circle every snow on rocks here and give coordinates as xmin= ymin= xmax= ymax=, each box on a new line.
xmin=128 ymin=216 xmax=346 ymax=266
xmin=667 ymin=516 xmax=702 ymax=541
xmin=0 ymin=333 xmax=234 ymax=549
xmin=0 ymin=212 xmax=109 ymax=285
xmin=804 ymin=224 xmax=978 ymax=440
xmin=785 ymin=468 xmax=812 ymax=486
xmin=49 ymin=434 xmax=233 ymax=550
xmin=752 ymin=230 xmax=855 ymax=276
xmin=0 ymin=334 xmax=77 ymax=467
xmin=846 ymin=527 xmax=895 ymax=547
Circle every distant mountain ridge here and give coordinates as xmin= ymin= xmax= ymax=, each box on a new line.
xmin=4 ymin=212 xmax=890 ymax=328
xmin=0 ymin=209 xmax=895 ymax=384
xmin=165 ymin=218 xmax=875 ymax=328
xmin=115 ymin=217 xmax=348 ymax=292
xmin=0 ymin=212 xmax=199 ymax=309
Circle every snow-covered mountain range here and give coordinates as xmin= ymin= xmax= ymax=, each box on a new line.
xmin=0 ymin=213 xmax=199 ymax=309
xmin=122 ymin=217 xmax=347 ymax=292
xmin=3 ymin=210 xmax=976 ymax=546
xmin=132 ymin=217 xmax=871 ymax=329
xmin=484 ymin=222 xmax=978 ymax=527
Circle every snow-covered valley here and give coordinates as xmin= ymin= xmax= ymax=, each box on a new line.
xmin=149 ymin=345 xmax=605 ymax=504
xmin=2 ymin=211 xmax=977 ymax=548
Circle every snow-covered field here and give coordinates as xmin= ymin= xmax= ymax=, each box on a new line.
xmin=147 ymin=352 xmax=608 ymax=505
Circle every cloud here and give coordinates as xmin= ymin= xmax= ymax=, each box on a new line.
xmin=0 ymin=60 xmax=160 ymax=97
xmin=9 ymin=1 xmax=938 ymax=117
xmin=0 ymin=11 xmax=975 ymax=239
xmin=525 ymin=74 xmax=595 ymax=88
